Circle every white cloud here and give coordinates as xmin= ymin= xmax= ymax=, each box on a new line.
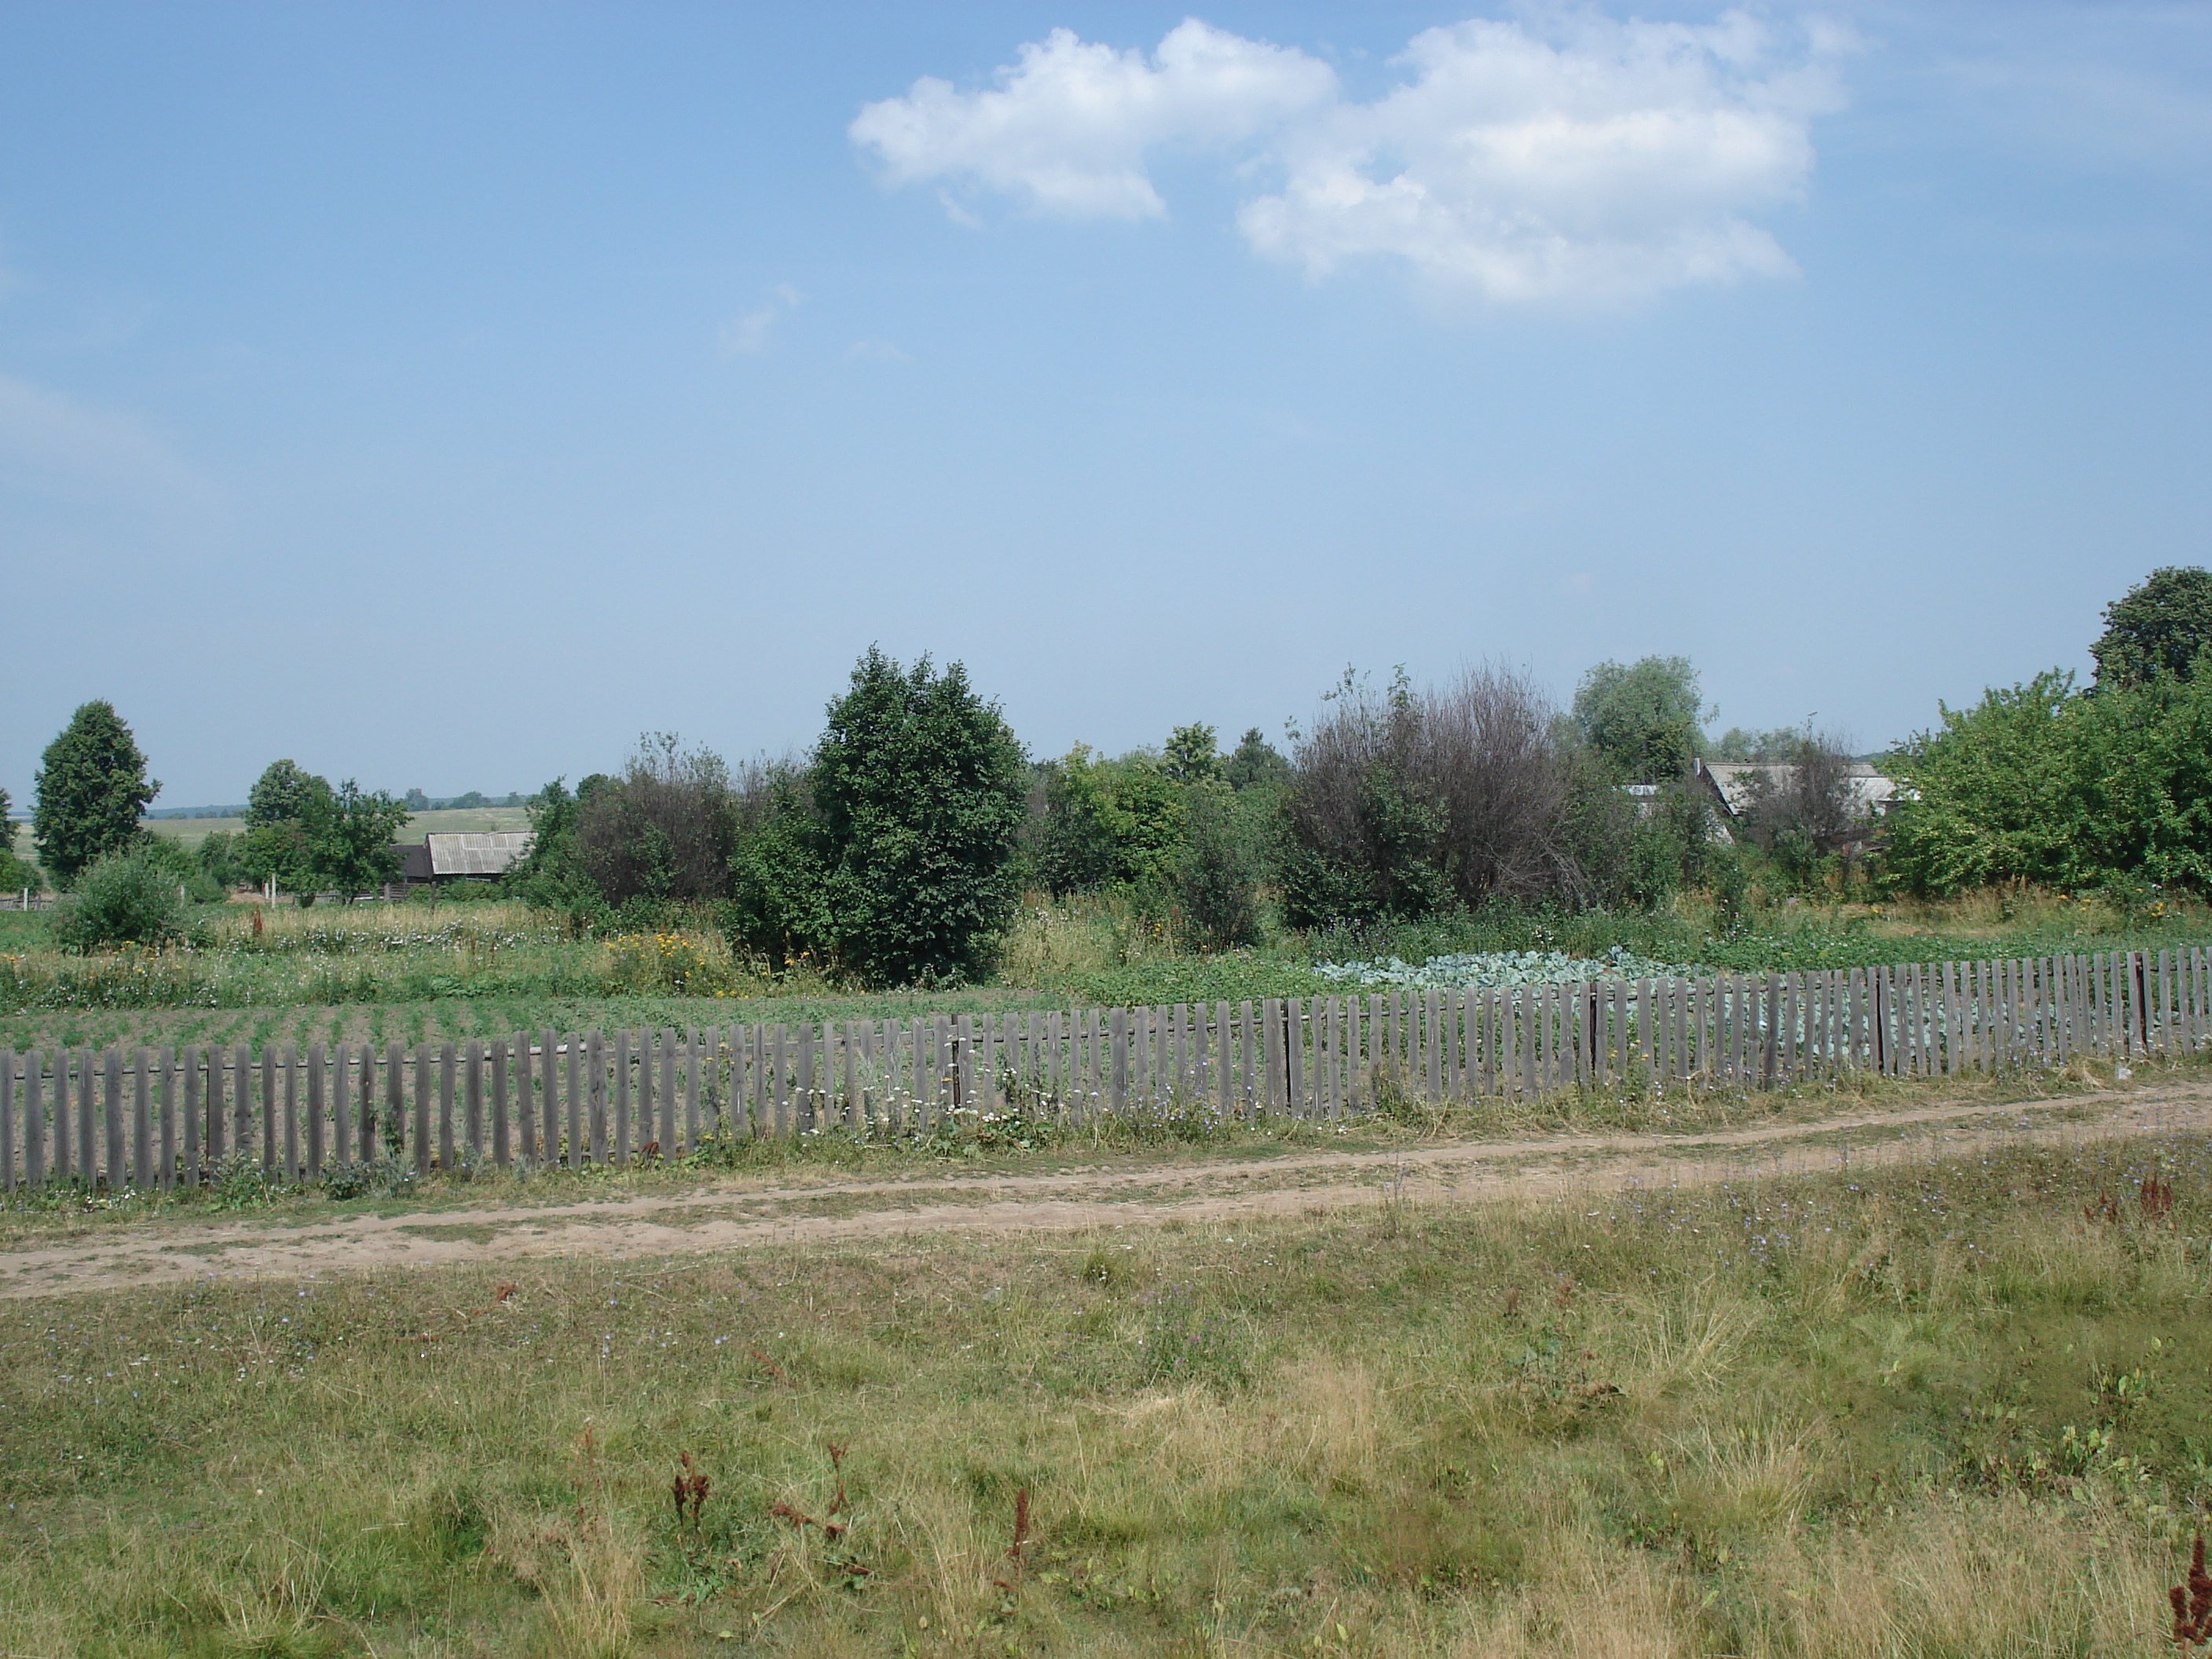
xmin=852 ymin=11 xmax=1848 ymax=303
xmin=719 ymin=284 xmax=803 ymax=355
xmin=0 ymin=371 xmax=216 ymax=515
xmin=845 ymin=338 xmax=909 ymax=362
xmin=851 ymin=20 xmax=1336 ymax=220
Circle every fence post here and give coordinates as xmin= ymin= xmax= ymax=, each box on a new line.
xmin=492 ymin=1038 xmax=510 ymax=1167
xmin=102 ymin=1048 xmax=124 ymax=1189
xmin=332 ymin=1046 xmax=353 ymax=1172
xmin=24 ymin=1050 xmax=44 ymax=1188
xmin=306 ymin=1046 xmax=325 ymax=1181
xmin=0 ymin=1048 xmax=13 ymax=1192
xmin=460 ymin=1039 xmax=480 ymax=1163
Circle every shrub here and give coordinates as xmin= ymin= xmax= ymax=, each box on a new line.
xmin=723 ymin=760 xmax=833 ymax=970
xmin=808 ymin=648 xmax=1027 ymax=987
xmin=50 ymin=845 xmax=188 ymax=950
xmin=1280 ymin=665 xmax=1577 ymax=928
xmin=1029 ymin=747 xmax=1187 ymax=899
xmin=1556 ymin=757 xmax=1716 ymax=912
xmin=1176 ymin=781 xmax=1262 ymax=950
xmin=576 ymin=736 xmax=736 ymax=907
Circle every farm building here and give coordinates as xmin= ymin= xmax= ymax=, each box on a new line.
xmin=1691 ymin=759 xmax=1901 ymax=842
xmin=392 ymin=832 xmax=533 ymax=888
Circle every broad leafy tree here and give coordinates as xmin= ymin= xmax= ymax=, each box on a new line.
xmin=1570 ymin=656 xmax=1708 ymax=782
xmin=308 ymin=782 xmax=412 ymax=899
xmin=33 ymin=701 xmax=158 ymax=887
xmin=1159 ymin=723 xmax=1221 ymax=785
xmin=2092 ymin=566 xmax=2212 ymax=689
xmin=239 ymin=759 xmax=335 ymax=892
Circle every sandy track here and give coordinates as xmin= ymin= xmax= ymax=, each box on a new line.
xmin=2 ymin=1084 xmax=2206 ymax=1299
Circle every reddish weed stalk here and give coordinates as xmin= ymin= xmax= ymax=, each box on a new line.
xmin=2142 ymin=1174 xmax=2175 ymax=1222
xmin=2085 ymin=1174 xmax=2176 ymax=1227
xmin=2171 ymin=1535 xmax=2212 ymax=1648
xmin=767 ymin=1442 xmax=850 ymax=1541
xmin=991 ymin=1488 xmax=1033 ymax=1591
xmin=670 ymin=1452 xmax=709 ymax=1531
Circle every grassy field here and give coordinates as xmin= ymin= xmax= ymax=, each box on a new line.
xmin=0 ymin=1123 xmax=2205 ymax=1657
xmin=137 ymin=805 xmax=533 ymax=850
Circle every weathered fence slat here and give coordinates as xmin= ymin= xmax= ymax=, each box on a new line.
xmin=16 ymin=938 xmax=2212 ymax=1191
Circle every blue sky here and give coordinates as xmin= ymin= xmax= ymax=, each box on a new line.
xmin=2 ymin=2 xmax=2206 ymax=808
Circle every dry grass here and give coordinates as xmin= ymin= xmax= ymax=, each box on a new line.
xmin=2 ymin=1132 xmax=2210 ymax=1656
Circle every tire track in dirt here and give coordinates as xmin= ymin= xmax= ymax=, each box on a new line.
xmin=2 ymin=1083 xmax=2205 ymax=1299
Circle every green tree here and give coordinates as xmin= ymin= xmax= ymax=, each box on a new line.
xmin=1176 ymin=780 xmax=1262 ymax=949
xmin=2092 ymin=566 xmax=2212 ymax=690
xmin=1223 ymin=727 xmax=1291 ymax=793
xmin=239 ymin=759 xmax=335 ymax=894
xmin=306 ymin=781 xmax=411 ymax=899
xmin=1160 ymin=723 xmax=1221 ymax=785
xmin=246 ymin=759 xmax=329 ymax=829
xmin=33 ymin=701 xmax=159 ymax=887
xmin=1570 ymin=657 xmax=1708 ymax=782
xmin=810 ymin=648 xmax=1027 ymax=986
xmin=505 ymin=776 xmax=611 ymax=918
xmin=1884 ymin=668 xmax=2212 ymax=895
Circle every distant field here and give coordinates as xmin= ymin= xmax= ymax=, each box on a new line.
xmin=132 ymin=804 xmax=532 ymax=850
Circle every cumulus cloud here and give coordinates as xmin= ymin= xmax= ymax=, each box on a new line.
xmin=852 ymin=11 xmax=1848 ymax=303
xmin=851 ymin=20 xmax=1336 ymax=220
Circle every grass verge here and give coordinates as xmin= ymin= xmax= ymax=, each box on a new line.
xmin=2 ymin=1124 xmax=2209 ymax=1655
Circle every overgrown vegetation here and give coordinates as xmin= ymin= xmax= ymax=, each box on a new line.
xmin=16 ymin=569 xmax=2212 ymax=1009
xmin=2 ymin=1135 xmax=2207 ymax=1655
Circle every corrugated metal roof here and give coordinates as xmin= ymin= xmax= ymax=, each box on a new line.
xmin=424 ymin=832 xmax=534 ymax=877
xmin=1694 ymin=760 xmax=1899 ymax=819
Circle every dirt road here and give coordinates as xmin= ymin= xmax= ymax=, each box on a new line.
xmin=3 ymin=1083 xmax=2205 ymax=1300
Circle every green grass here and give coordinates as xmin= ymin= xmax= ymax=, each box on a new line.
xmin=1 ymin=1134 xmax=2207 ymax=1655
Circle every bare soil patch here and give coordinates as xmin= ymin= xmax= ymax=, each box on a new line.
xmin=2 ymin=1082 xmax=2203 ymax=1300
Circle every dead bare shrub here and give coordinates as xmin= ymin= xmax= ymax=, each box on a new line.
xmin=1280 ymin=665 xmax=1578 ymax=926
xmin=575 ymin=733 xmax=737 ymax=907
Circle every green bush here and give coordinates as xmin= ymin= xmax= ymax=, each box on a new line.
xmin=1885 ymin=668 xmax=2212 ymax=896
xmin=49 ymin=845 xmax=189 ymax=950
xmin=809 ymin=648 xmax=1027 ymax=987
xmin=1175 ymin=781 xmax=1262 ymax=950
xmin=1030 ymin=746 xmax=1188 ymax=899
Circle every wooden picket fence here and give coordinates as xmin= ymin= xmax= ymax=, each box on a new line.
xmin=0 ymin=946 xmax=2203 ymax=1192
